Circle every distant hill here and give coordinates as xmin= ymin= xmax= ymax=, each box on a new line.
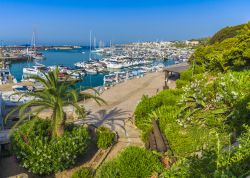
xmin=209 ymin=24 xmax=246 ymax=44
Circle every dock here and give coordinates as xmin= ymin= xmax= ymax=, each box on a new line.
xmin=0 ymin=56 xmax=30 ymax=61
xmin=0 ymin=81 xmax=33 ymax=92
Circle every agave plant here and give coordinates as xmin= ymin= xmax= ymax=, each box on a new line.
xmin=6 ymin=67 xmax=105 ymax=137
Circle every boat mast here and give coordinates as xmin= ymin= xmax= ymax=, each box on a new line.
xmin=89 ymin=30 xmax=92 ymax=60
xmin=94 ymin=36 xmax=96 ymax=50
xmin=89 ymin=30 xmax=92 ymax=86
xmin=110 ymin=40 xmax=113 ymax=56
xmin=31 ymin=30 xmax=36 ymax=51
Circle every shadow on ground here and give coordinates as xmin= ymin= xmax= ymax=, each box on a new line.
xmin=83 ymin=107 xmax=130 ymax=135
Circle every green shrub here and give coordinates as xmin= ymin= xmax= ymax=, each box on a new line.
xmin=116 ymin=146 xmax=163 ymax=177
xmin=134 ymin=89 xmax=182 ymax=134
xmin=71 ymin=167 xmax=94 ymax=178
xmin=11 ymin=119 xmax=90 ymax=175
xmin=150 ymin=105 xmax=212 ymax=157
xmin=96 ymin=146 xmax=163 ymax=178
xmin=209 ymin=23 xmax=245 ymax=44
xmin=176 ymin=79 xmax=189 ymax=88
xmin=95 ymin=159 xmax=120 ymax=178
xmin=225 ymin=125 xmax=250 ymax=176
xmin=191 ymin=25 xmax=250 ymax=72
xmin=179 ymin=70 xmax=192 ymax=81
xmin=96 ymin=126 xmax=115 ymax=149
xmin=163 ymin=126 xmax=250 ymax=177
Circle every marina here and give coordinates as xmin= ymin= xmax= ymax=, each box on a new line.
xmin=0 ymin=40 xmax=197 ymax=90
xmin=0 ymin=0 xmax=249 ymax=177
xmin=1 ymin=45 xmax=187 ymax=87
xmin=0 ymin=43 xmax=191 ymax=126
xmin=0 ymin=41 xmax=195 ymax=119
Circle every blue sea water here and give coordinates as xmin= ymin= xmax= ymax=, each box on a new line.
xmin=9 ymin=47 xmax=175 ymax=88
xmin=9 ymin=47 xmax=105 ymax=88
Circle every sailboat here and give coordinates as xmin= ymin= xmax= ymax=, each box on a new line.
xmin=85 ymin=31 xmax=97 ymax=74
xmin=27 ymin=30 xmax=45 ymax=60
xmin=74 ymin=31 xmax=98 ymax=74
xmin=91 ymin=36 xmax=103 ymax=54
xmin=23 ymin=31 xmax=46 ymax=79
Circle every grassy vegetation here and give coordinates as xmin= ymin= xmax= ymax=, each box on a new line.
xmin=132 ymin=22 xmax=250 ymax=177
xmin=71 ymin=167 xmax=95 ymax=178
xmin=209 ymin=24 xmax=246 ymax=44
xmin=190 ymin=22 xmax=250 ymax=72
xmin=95 ymin=146 xmax=164 ymax=178
xmin=96 ymin=126 xmax=116 ymax=149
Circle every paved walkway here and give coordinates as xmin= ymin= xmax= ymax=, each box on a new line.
xmin=75 ymin=71 xmax=176 ymax=159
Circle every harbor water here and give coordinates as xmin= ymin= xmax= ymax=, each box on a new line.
xmin=9 ymin=47 xmax=175 ymax=88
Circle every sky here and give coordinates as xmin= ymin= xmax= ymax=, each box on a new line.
xmin=0 ymin=0 xmax=249 ymax=45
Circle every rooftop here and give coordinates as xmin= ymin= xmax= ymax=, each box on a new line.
xmin=164 ymin=62 xmax=189 ymax=73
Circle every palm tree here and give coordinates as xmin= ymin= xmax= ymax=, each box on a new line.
xmin=6 ymin=67 xmax=105 ymax=137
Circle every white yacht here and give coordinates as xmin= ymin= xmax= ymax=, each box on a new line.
xmin=65 ymin=69 xmax=86 ymax=78
xmin=106 ymin=62 xmax=124 ymax=69
xmin=23 ymin=65 xmax=47 ymax=78
xmin=29 ymin=51 xmax=45 ymax=60
xmin=75 ymin=62 xmax=86 ymax=68
xmin=85 ymin=68 xmax=98 ymax=74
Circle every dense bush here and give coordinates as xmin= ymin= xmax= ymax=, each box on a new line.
xmin=134 ymin=89 xmax=182 ymax=134
xmin=135 ymin=69 xmax=250 ymax=158
xmin=179 ymin=71 xmax=250 ymax=133
xmin=162 ymin=125 xmax=250 ymax=177
xmin=226 ymin=125 xmax=250 ymax=176
xmin=209 ymin=24 xmax=245 ymax=44
xmin=176 ymin=79 xmax=189 ymax=89
xmin=134 ymin=71 xmax=250 ymax=176
xmin=11 ymin=119 xmax=90 ymax=175
xmin=179 ymin=70 xmax=193 ymax=81
xmin=95 ymin=159 xmax=120 ymax=178
xmin=176 ymin=66 xmax=205 ymax=89
xmin=71 ymin=167 xmax=94 ymax=178
xmin=95 ymin=146 xmax=163 ymax=178
xmin=190 ymin=23 xmax=250 ymax=72
xmin=96 ymin=126 xmax=115 ymax=149
xmin=154 ymin=105 xmax=214 ymax=157
xmin=133 ymin=22 xmax=250 ymax=177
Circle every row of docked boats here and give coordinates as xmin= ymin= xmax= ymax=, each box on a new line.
xmin=22 ymin=63 xmax=86 ymax=80
xmin=104 ymin=56 xmax=152 ymax=69
xmin=25 ymin=49 xmax=45 ymax=60
xmin=74 ymin=59 xmax=107 ymax=74
xmin=103 ymin=63 xmax=165 ymax=87
xmin=74 ymin=55 xmax=153 ymax=73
